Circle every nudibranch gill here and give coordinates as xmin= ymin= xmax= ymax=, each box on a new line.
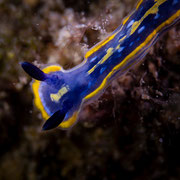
xmin=21 ymin=0 xmax=180 ymax=130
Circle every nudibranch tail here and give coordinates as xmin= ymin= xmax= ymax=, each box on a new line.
xmin=21 ymin=62 xmax=47 ymax=81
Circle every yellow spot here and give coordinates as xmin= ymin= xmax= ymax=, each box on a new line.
xmin=87 ymin=35 xmax=126 ymax=74
xmin=87 ymin=66 xmax=96 ymax=74
xmin=100 ymin=48 xmax=114 ymax=64
xmin=50 ymin=86 xmax=69 ymax=102
xmin=136 ymin=0 xmax=143 ymax=9
xmin=85 ymin=32 xmax=117 ymax=59
xmin=116 ymin=44 xmax=120 ymax=50
xmin=130 ymin=21 xmax=140 ymax=35
xmin=119 ymin=35 xmax=126 ymax=43
xmin=131 ymin=0 xmax=167 ymax=35
xmin=85 ymin=10 xmax=180 ymax=100
xmin=32 ymin=65 xmax=61 ymax=120
xmin=88 ymin=47 xmax=114 ymax=74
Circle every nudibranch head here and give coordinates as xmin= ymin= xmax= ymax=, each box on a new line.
xmin=21 ymin=62 xmax=81 ymax=130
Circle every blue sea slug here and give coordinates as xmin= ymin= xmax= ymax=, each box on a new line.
xmin=21 ymin=0 xmax=180 ymax=130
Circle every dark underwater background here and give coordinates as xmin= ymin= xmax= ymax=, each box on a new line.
xmin=0 ymin=0 xmax=180 ymax=179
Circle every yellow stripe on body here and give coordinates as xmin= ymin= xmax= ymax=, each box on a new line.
xmin=84 ymin=10 xmax=180 ymax=100
xmin=85 ymin=2 xmax=134 ymax=61
xmin=85 ymin=0 xmax=165 ymax=62
xmin=123 ymin=0 xmax=143 ymax=26
xmin=88 ymin=47 xmax=114 ymax=74
xmin=118 ymin=35 xmax=126 ymax=43
xmin=59 ymin=111 xmax=79 ymax=129
xmin=85 ymin=32 xmax=118 ymax=59
xmin=88 ymin=34 xmax=126 ymax=75
xmin=100 ymin=48 xmax=114 ymax=64
xmin=32 ymin=65 xmax=78 ymax=129
xmin=116 ymin=44 xmax=120 ymax=50
xmin=130 ymin=0 xmax=167 ymax=35
xmin=123 ymin=16 xmax=130 ymax=25
xmin=136 ymin=0 xmax=144 ymax=9
xmin=116 ymin=35 xmax=127 ymax=49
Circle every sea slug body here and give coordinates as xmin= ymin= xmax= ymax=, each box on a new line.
xmin=21 ymin=0 xmax=180 ymax=130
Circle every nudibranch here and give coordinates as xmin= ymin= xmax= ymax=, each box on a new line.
xmin=21 ymin=0 xmax=180 ymax=130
